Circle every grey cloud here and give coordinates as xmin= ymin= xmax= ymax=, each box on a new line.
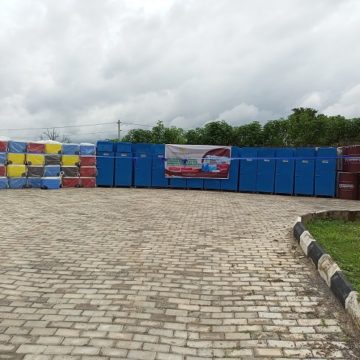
xmin=0 ymin=0 xmax=359 ymax=142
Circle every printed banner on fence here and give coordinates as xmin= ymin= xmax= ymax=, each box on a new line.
xmin=165 ymin=144 xmax=231 ymax=179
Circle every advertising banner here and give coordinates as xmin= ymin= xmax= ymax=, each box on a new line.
xmin=165 ymin=144 xmax=231 ymax=179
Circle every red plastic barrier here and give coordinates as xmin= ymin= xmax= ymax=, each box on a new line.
xmin=62 ymin=177 xmax=80 ymax=188
xmin=0 ymin=166 xmax=6 ymax=177
xmin=0 ymin=141 xmax=7 ymax=152
xmin=79 ymin=177 xmax=96 ymax=188
xmin=27 ymin=142 xmax=45 ymax=154
xmin=80 ymin=156 xmax=96 ymax=166
xmin=80 ymin=166 xmax=97 ymax=177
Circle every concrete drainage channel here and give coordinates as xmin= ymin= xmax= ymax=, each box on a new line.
xmin=293 ymin=210 xmax=360 ymax=328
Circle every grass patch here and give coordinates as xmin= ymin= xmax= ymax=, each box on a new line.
xmin=307 ymin=218 xmax=360 ymax=293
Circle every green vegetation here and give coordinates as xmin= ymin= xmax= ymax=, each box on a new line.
xmin=119 ymin=107 xmax=360 ymax=146
xmin=307 ymin=218 xmax=360 ymax=293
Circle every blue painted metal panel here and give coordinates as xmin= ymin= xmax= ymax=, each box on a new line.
xmin=96 ymin=151 xmax=114 ymax=187
xmin=315 ymin=147 xmax=337 ymax=197
xmin=134 ymin=152 xmax=152 ymax=187
xmin=116 ymin=142 xmax=132 ymax=153
xmin=151 ymin=144 xmax=168 ymax=188
xmin=115 ymin=152 xmax=133 ymax=187
xmin=97 ymin=141 xmax=114 ymax=153
xmin=133 ymin=143 xmax=152 ymax=154
xmin=221 ymin=147 xmax=239 ymax=191
xmin=169 ymin=178 xmax=187 ymax=188
xmin=239 ymin=148 xmax=258 ymax=192
xmin=256 ymin=148 xmax=276 ymax=193
xmin=294 ymin=148 xmax=316 ymax=195
xmin=187 ymin=178 xmax=204 ymax=190
xmin=275 ymin=148 xmax=295 ymax=194
xmin=203 ymin=178 xmax=221 ymax=190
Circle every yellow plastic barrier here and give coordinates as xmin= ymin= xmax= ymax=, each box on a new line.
xmin=26 ymin=154 xmax=45 ymax=166
xmin=61 ymin=155 xmax=80 ymax=166
xmin=7 ymin=165 xmax=26 ymax=177
xmin=7 ymin=153 xmax=25 ymax=165
xmin=45 ymin=142 xmax=62 ymax=154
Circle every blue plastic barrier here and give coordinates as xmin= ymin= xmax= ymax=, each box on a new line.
xmin=8 ymin=177 xmax=27 ymax=189
xmin=27 ymin=177 xmax=42 ymax=188
xmin=62 ymin=143 xmax=80 ymax=155
xmin=0 ymin=153 xmax=6 ymax=165
xmin=80 ymin=143 xmax=96 ymax=155
xmin=44 ymin=165 xmax=61 ymax=177
xmin=8 ymin=141 xmax=27 ymax=153
xmin=41 ymin=177 xmax=61 ymax=189
xmin=0 ymin=177 xmax=8 ymax=189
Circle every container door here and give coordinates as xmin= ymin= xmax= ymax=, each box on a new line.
xmin=96 ymin=152 xmax=114 ymax=186
xmin=115 ymin=152 xmax=133 ymax=187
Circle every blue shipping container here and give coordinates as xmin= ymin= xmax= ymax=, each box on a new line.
xmin=221 ymin=147 xmax=240 ymax=191
xmin=169 ymin=178 xmax=187 ymax=188
xmin=96 ymin=151 xmax=115 ymax=187
xmin=134 ymin=152 xmax=152 ymax=187
xmin=97 ymin=141 xmax=114 ymax=153
xmin=239 ymin=148 xmax=258 ymax=192
xmin=315 ymin=147 xmax=337 ymax=197
xmin=256 ymin=148 xmax=276 ymax=193
xmin=275 ymin=148 xmax=295 ymax=195
xmin=294 ymin=148 xmax=316 ymax=196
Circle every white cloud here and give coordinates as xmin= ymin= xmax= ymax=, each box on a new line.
xmin=0 ymin=0 xmax=360 ymax=142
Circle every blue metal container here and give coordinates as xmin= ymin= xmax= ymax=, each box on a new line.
xmin=187 ymin=178 xmax=204 ymax=190
xmin=44 ymin=165 xmax=61 ymax=177
xmin=0 ymin=153 xmax=6 ymax=165
xmin=315 ymin=147 xmax=337 ymax=197
xmin=239 ymin=148 xmax=258 ymax=192
xmin=134 ymin=151 xmax=152 ymax=187
xmin=115 ymin=154 xmax=133 ymax=187
xmin=294 ymin=148 xmax=316 ymax=196
xmin=62 ymin=143 xmax=80 ymax=155
xmin=41 ymin=177 xmax=61 ymax=189
xmin=203 ymin=178 xmax=221 ymax=190
xmin=169 ymin=178 xmax=187 ymax=188
xmin=8 ymin=177 xmax=27 ymax=189
xmin=221 ymin=147 xmax=240 ymax=191
xmin=96 ymin=151 xmax=115 ymax=187
xmin=27 ymin=177 xmax=42 ymax=188
xmin=97 ymin=141 xmax=114 ymax=153
xmin=151 ymin=144 xmax=168 ymax=188
xmin=256 ymin=148 xmax=276 ymax=193
xmin=116 ymin=142 xmax=132 ymax=153
xmin=80 ymin=143 xmax=96 ymax=155
xmin=0 ymin=177 xmax=8 ymax=189
xmin=275 ymin=148 xmax=295 ymax=195
xmin=8 ymin=141 xmax=27 ymax=153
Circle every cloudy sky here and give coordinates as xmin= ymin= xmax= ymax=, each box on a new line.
xmin=1 ymin=0 xmax=360 ymax=141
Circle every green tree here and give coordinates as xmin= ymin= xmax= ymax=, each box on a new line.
xmin=201 ymin=120 xmax=234 ymax=145
xmin=234 ymin=121 xmax=263 ymax=147
xmin=122 ymin=129 xmax=153 ymax=143
xmin=262 ymin=119 xmax=289 ymax=146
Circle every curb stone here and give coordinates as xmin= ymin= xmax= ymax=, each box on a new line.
xmin=293 ymin=211 xmax=360 ymax=328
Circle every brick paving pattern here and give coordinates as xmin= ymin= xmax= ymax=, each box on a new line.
xmin=0 ymin=189 xmax=359 ymax=359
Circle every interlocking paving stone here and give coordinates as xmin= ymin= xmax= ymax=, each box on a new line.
xmin=0 ymin=189 xmax=359 ymax=359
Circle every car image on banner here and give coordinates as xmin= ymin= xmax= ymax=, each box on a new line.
xmin=165 ymin=144 xmax=231 ymax=179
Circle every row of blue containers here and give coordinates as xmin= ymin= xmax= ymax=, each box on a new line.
xmin=96 ymin=142 xmax=337 ymax=197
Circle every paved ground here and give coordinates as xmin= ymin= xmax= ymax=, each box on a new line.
xmin=0 ymin=189 xmax=359 ymax=360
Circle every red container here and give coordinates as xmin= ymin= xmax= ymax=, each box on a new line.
xmin=343 ymin=145 xmax=360 ymax=172
xmin=337 ymin=172 xmax=358 ymax=200
xmin=0 ymin=141 xmax=8 ymax=152
xmin=79 ymin=177 xmax=96 ymax=188
xmin=62 ymin=177 xmax=80 ymax=188
xmin=0 ymin=165 xmax=6 ymax=177
xmin=80 ymin=166 xmax=97 ymax=177
xmin=80 ymin=156 xmax=96 ymax=166
xmin=27 ymin=142 xmax=45 ymax=154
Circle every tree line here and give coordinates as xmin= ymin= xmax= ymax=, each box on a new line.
xmin=120 ymin=108 xmax=360 ymax=147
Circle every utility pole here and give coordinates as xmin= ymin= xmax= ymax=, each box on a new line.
xmin=117 ymin=120 xmax=121 ymax=140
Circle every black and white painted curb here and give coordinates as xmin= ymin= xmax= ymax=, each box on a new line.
xmin=293 ymin=215 xmax=360 ymax=328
